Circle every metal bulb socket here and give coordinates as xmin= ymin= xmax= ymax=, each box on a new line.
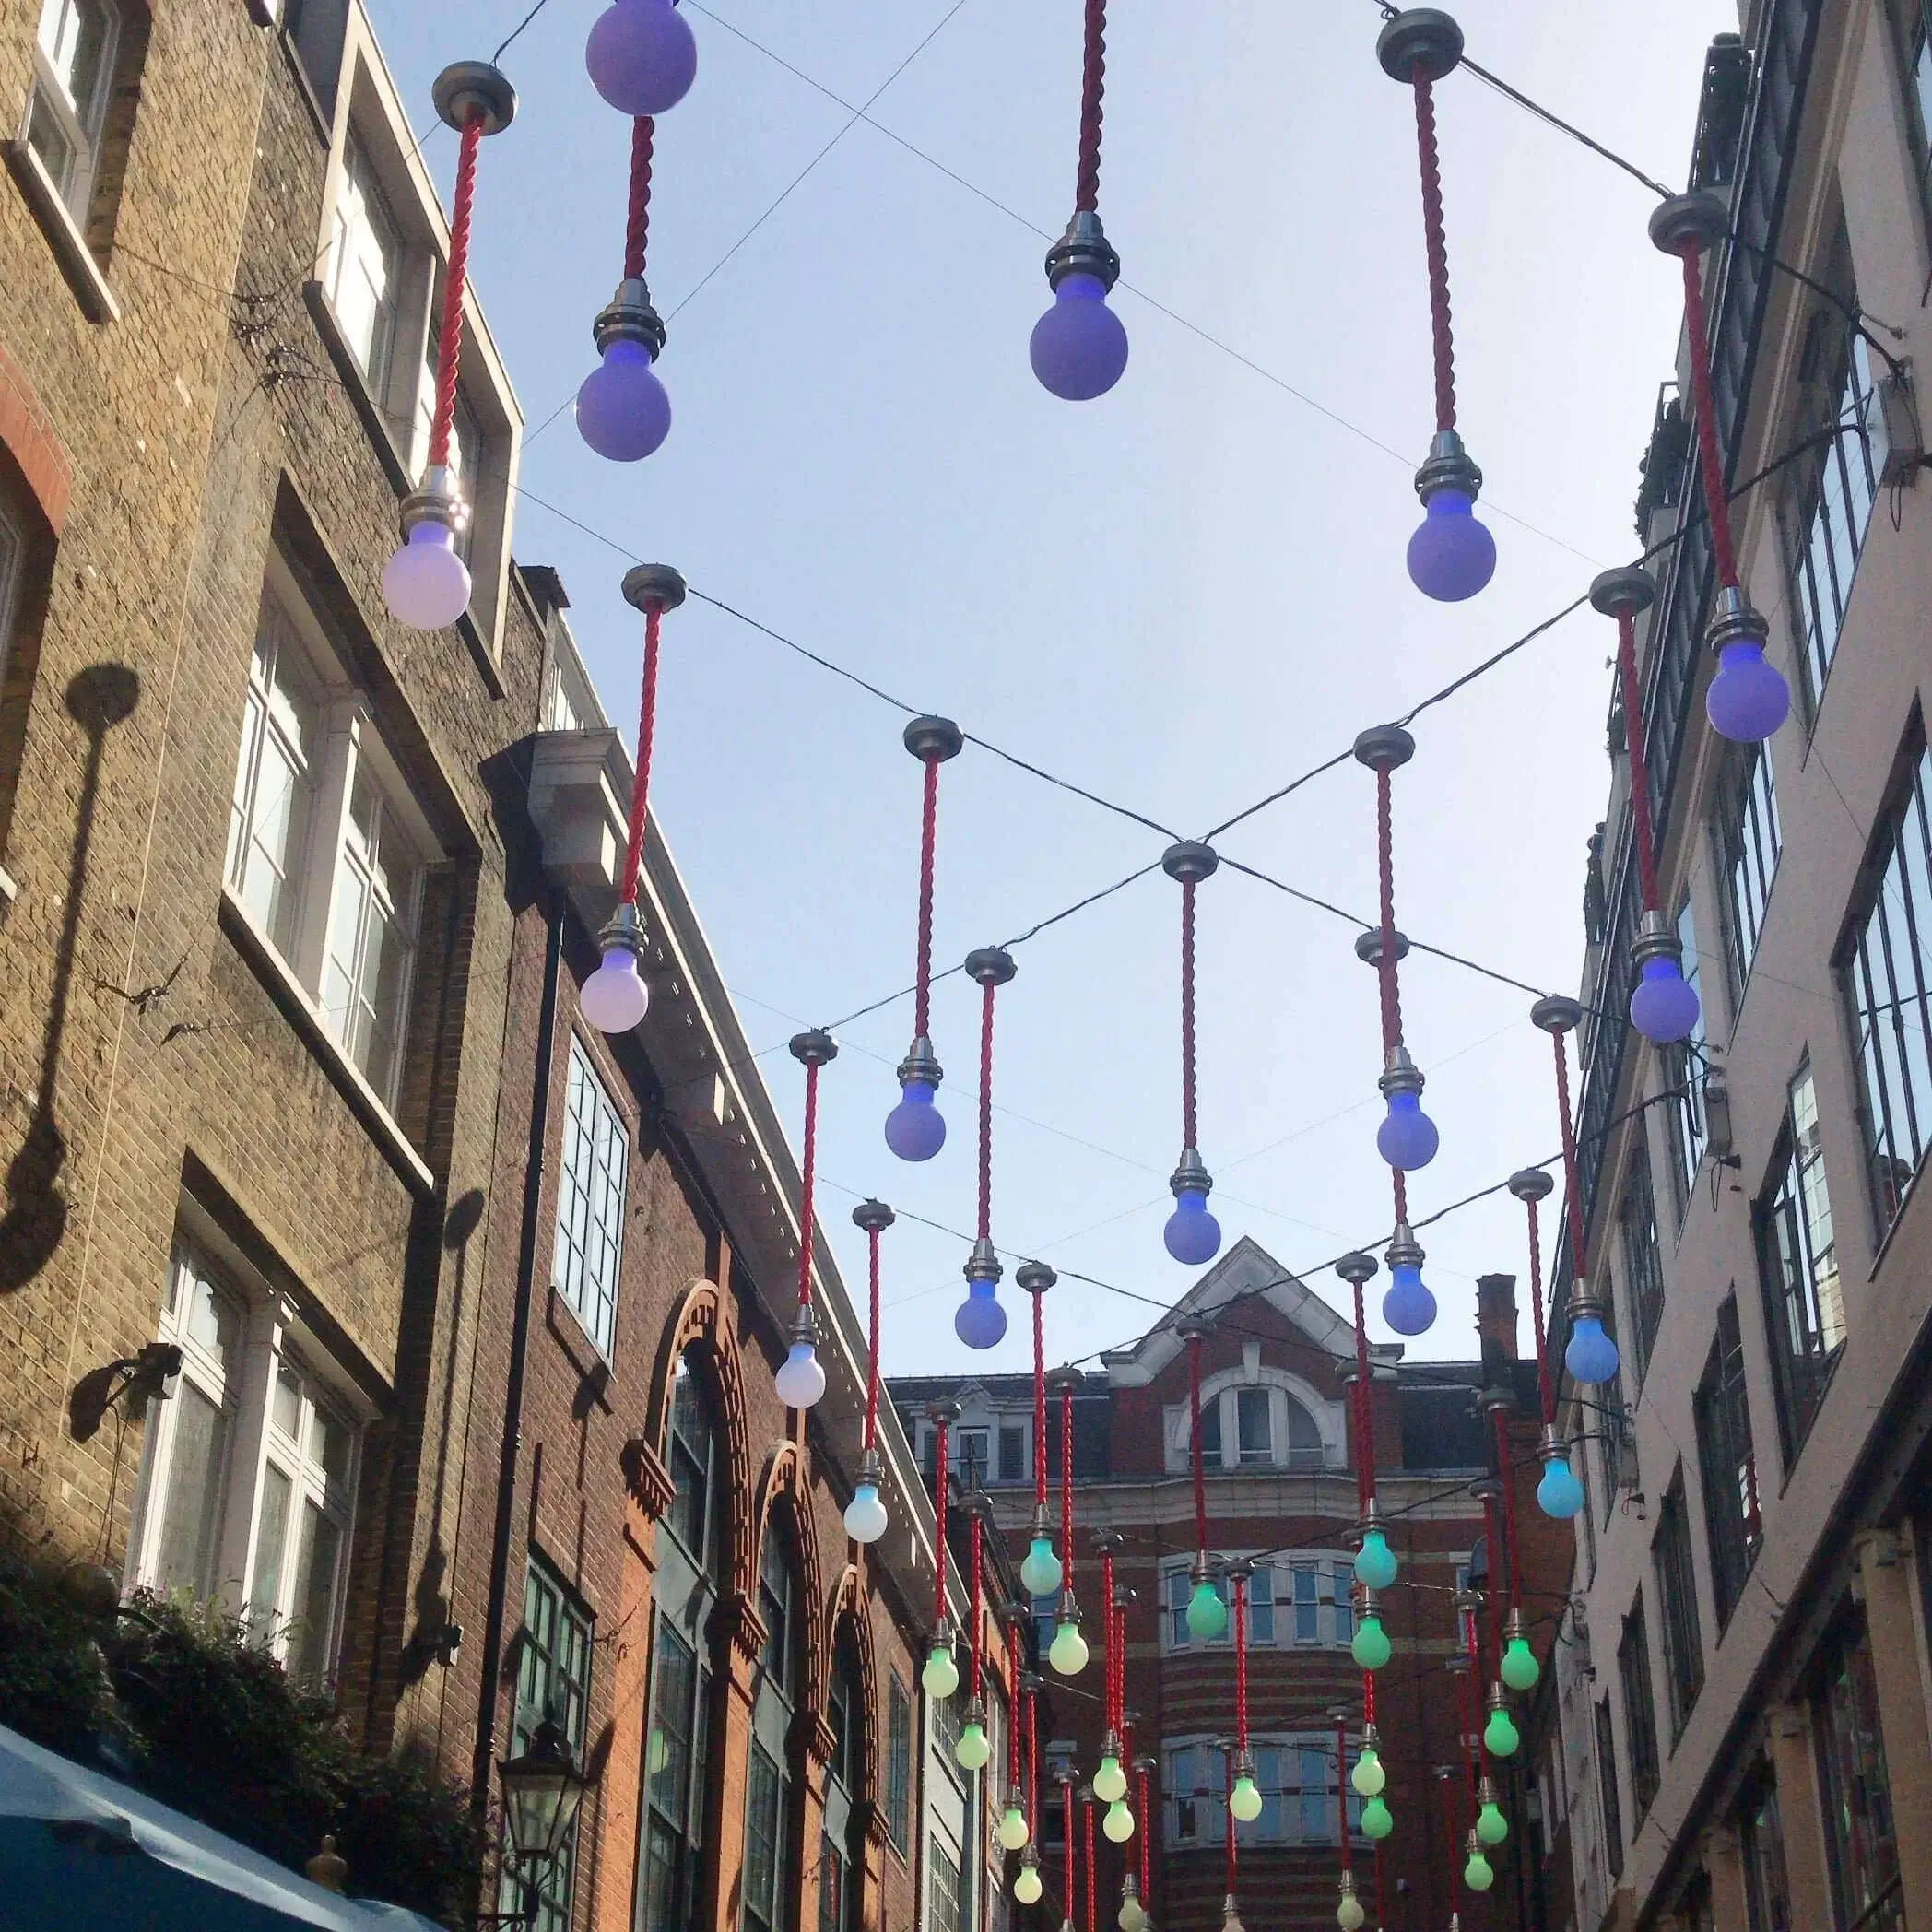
xmin=1377 ymin=1045 xmax=1425 ymax=1101
xmin=1413 ymin=427 xmax=1483 ymax=505
xmin=897 ymin=1035 xmax=943 ymax=1090
xmin=594 ymin=277 xmax=668 ymax=358
xmin=1169 ymin=1146 xmax=1213 ymax=1199
xmin=1705 ymin=584 xmax=1772 ymax=659
xmin=1045 ymin=208 xmax=1121 ymax=293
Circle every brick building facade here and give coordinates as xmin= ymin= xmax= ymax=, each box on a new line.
xmin=0 ymin=7 xmax=1006 ymax=1931
xmin=892 ymin=1237 xmax=1573 ymax=1932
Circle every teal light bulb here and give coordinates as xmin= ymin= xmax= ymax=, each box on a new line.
xmin=1484 ymin=1705 xmax=1521 ymax=1759
xmin=1353 ymin=1528 xmax=1398 ymax=1592
xmin=1501 ymin=1635 xmax=1540 ymax=1691
xmin=1021 ymin=1535 xmax=1063 ymax=1597
xmin=1350 ymin=1613 xmax=1391 ymax=1672
xmin=1186 ymin=1577 xmax=1228 ymax=1642
xmin=1360 ymin=1796 xmax=1393 ymax=1840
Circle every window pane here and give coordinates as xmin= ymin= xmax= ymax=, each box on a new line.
xmin=887 ymin=1675 xmax=912 ymax=1851
xmin=154 ymin=1384 xmax=230 ymax=1600
xmin=1237 ymin=1388 xmax=1272 ymax=1464
xmin=1816 ymin=1627 xmax=1902 ymax=1929
xmin=248 ymin=1462 xmax=293 ymax=1636
xmin=745 ymin=1747 xmax=782 ymax=1932
xmin=1249 ymin=1564 xmax=1273 ymax=1645
xmin=329 ymin=135 xmax=401 ymax=392
xmin=647 ymin=1619 xmax=697 ymax=1832
xmin=39 ymin=0 xmax=112 ymax=121
xmin=553 ymin=1040 xmax=629 ymax=1352
xmin=1293 ymin=1567 xmax=1318 ymax=1643
xmin=287 ymin=1501 xmax=342 ymax=1686
xmin=1333 ymin=1563 xmax=1354 ymax=1644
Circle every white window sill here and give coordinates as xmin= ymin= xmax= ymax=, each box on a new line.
xmin=218 ymin=888 xmax=433 ymax=1196
xmin=4 ymin=140 xmax=121 ymax=324
xmin=0 ymin=864 xmax=16 ymax=922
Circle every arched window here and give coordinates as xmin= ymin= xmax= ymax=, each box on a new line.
xmin=745 ymin=1509 xmax=801 ymax=1932
xmin=819 ymin=1625 xmax=866 ymax=1932
xmin=642 ymin=1349 xmax=725 ymax=1932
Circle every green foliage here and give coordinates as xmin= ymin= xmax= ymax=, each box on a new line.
xmin=0 ymin=1557 xmax=484 ymax=1926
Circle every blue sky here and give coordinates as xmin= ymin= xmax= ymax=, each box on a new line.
xmin=368 ymin=0 xmax=1735 ymax=1377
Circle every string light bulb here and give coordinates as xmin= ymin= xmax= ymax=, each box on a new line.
xmin=578 ymin=280 xmax=670 ymax=462
xmin=1337 ymin=1873 xmax=1366 ymax=1931
xmin=922 ymin=1625 xmax=960 ymax=1701
xmin=957 ymin=1239 xmax=1008 ymax=1349
xmin=1221 ymin=1896 xmax=1245 ymax=1932
xmin=1118 ymin=1874 xmax=1146 ymax=1932
xmin=1049 ymin=1591 xmax=1089 ymax=1677
xmin=1350 ymin=1726 xmax=1386 ymax=1798
xmin=1563 ymin=1285 xmax=1621 ymax=1385
xmin=1476 ymin=1776 xmax=1508 ymax=1847
xmin=1536 ymin=1425 xmax=1585 ymax=1520
xmin=1185 ymin=1563 xmax=1228 ymax=1643
xmin=1703 ymin=591 xmax=1790 ymax=742
xmin=1500 ymin=1608 xmax=1540 ymax=1691
xmin=1014 ymin=1847 xmax=1043 ymax=1904
xmin=1464 ymin=1832 xmax=1495 ymax=1892
xmin=1094 ymin=1745 xmax=1128 ymax=1805
xmin=1350 ymin=1594 xmax=1392 ymax=1673
xmin=773 ymin=1307 xmax=826 ymax=1409
xmin=1228 ymin=1749 xmax=1264 ymax=1823
xmin=1021 ymin=1513 xmax=1064 ymax=1597
xmin=1034 ymin=213 xmax=1128 ymax=400
xmin=1103 ymin=1797 xmax=1136 ymax=1843
xmin=957 ymin=1699 xmax=992 ymax=1771
xmin=1483 ymin=1685 xmax=1520 ymax=1759
xmin=1359 ymin=1795 xmax=1393 ymax=1841
xmin=1382 ymin=1223 xmax=1437 ymax=1337
xmin=843 ymin=1447 xmax=889 ymax=1544
xmin=586 ymin=0 xmax=697 ymax=116
xmin=998 ymin=1790 xmax=1031 ymax=1852
xmin=1354 ymin=1509 xmax=1399 ymax=1592
xmin=583 ymin=902 xmax=650 ymax=1033
xmin=1376 ymin=1048 xmax=1439 ymax=1170
xmin=1164 ymin=1148 xmax=1221 ymax=1266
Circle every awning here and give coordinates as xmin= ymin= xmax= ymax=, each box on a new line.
xmin=0 ymin=1721 xmax=450 ymax=1932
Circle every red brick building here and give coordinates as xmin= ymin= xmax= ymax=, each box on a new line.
xmin=893 ymin=1237 xmax=1573 ymax=1932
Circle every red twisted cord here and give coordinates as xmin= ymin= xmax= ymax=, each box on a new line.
xmin=1101 ymin=1548 xmax=1116 ymax=1726
xmin=1677 ymin=243 xmax=1740 ymax=589
xmin=1374 ymin=1844 xmax=1387 ymax=1928
xmin=1336 ymin=1717 xmax=1351 ymax=1872
xmin=1526 ymin=1195 xmax=1554 ymax=1428
xmin=864 ymin=1225 xmax=882 ymax=1451
xmin=932 ymin=1414 xmax=949 ymax=1627
xmin=1180 ymin=877 xmax=1198 ymax=1150
xmin=1443 ymin=1774 xmax=1463 ymax=1914
xmin=1463 ymin=1605 xmax=1482 ymax=1743
xmin=1480 ymin=1489 xmax=1503 ymax=1662
xmin=1033 ymin=1292 xmax=1050 ymax=1509
xmin=1075 ymin=0 xmax=1107 ymax=213
xmin=1029 ymin=1691 xmax=1039 ymax=1828
xmin=1233 ymin=1573 xmax=1249 ymax=1752
xmin=1060 ymin=1383 xmax=1076 ymax=1589
xmin=1492 ymin=1408 xmax=1523 ymax=1610
xmin=619 ymin=607 xmax=662 ymax=905
xmin=1375 ymin=766 xmax=1405 ymax=1055
xmin=1084 ymin=1788 xmax=1097 ymax=1932
xmin=1137 ymin=1761 xmax=1150 ymax=1894
xmin=970 ymin=1514 xmax=984 ymax=1699
xmin=1352 ymin=1278 xmax=1375 ymax=1514
xmin=1392 ymin=1168 xmax=1409 ymax=1225
xmin=624 ymin=116 xmax=654 ymax=280
xmin=977 ymin=979 xmax=995 ymax=1242
xmin=1364 ymin=1666 xmax=1376 ymax=1727
xmin=1188 ymin=1333 xmax=1208 ymax=1554
xmin=1010 ymin=1665 xmax=1022 ymax=1785
xmin=1411 ymin=70 xmax=1457 ymax=434
xmin=1224 ymin=1755 xmax=1238 ymax=1890
xmin=1616 ymin=607 xmax=1663 ymax=911
xmin=1552 ymin=1031 xmax=1589 ymax=1276
xmin=429 ymin=111 xmax=482 ymax=472
xmin=795 ymin=1059 xmax=819 ymax=1310
xmin=914 ymin=757 xmax=940 ymax=1038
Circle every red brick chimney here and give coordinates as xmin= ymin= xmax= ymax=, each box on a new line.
xmin=1477 ymin=1273 xmax=1518 ymax=1360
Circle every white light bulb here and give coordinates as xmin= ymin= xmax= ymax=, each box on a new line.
xmin=843 ymin=1484 xmax=889 ymax=1544
xmin=1049 ymin=1620 xmax=1089 ymax=1676
xmin=580 ymin=946 xmax=649 ymax=1032
xmin=382 ymin=519 xmax=471 ymax=630
xmin=1014 ymin=1867 xmax=1043 ymax=1905
xmin=1093 ymin=1755 xmax=1128 ymax=1803
xmin=1103 ymin=1799 xmax=1135 ymax=1844
xmin=921 ymin=1644 xmax=960 ymax=1700
xmin=773 ymin=1342 xmax=825 ymax=1409
xmin=998 ymin=1807 xmax=1031 ymax=1853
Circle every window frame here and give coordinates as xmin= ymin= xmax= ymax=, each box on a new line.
xmin=1717 ymin=743 xmax=1784 ymax=1004
xmin=1755 ymin=1059 xmax=1844 ymax=1464
xmin=1164 ymin=1734 xmax=1362 ymax=1848
xmin=1160 ymin=1553 xmax=1351 ymax=1653
xmin=1838 ymin=730 xmax=1932 ymax=1235
xmin=25 ymin=0 xmax=120 ymax=223
xmin=552 ymin=1036 xmax=629 ymax=1356
xmin=1667 ymin=894 xmax=1710 ymax=1204
xmin=1619 ymin=1141 xmax=1667 ymax=1391
xmin=1653 ymin=1475 xmax=1704 ymax=1739
xmin=1693 ymin=1297 xmax=1761 ymax=1628
xmin=1594 ymin=1697 xmax=1625 ymax=1881
xmin=886 ymin=1672 xmax=912 ymax=1855
xmin=1617 ymin=1594 xmax=1661 ymax=1820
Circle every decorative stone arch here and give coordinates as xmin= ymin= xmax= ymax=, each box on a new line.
xmin=640 ymin=1277 xmax=756 ymax=1597
xmin=1161 ymin=1361 xmax=1348 ymax=1470
xmin=751 ymin=1438 xmax=829 ymax=1734
xmin=825 ymin=1563 xmax=880 ymax=1807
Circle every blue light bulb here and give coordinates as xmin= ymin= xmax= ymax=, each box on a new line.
xmin=1375 ymin=1090 xmax=1439 ymax=1171
xmin=1030 ymin=273 xmax=1129 ymax=400
xmin=1629 ymin=956 xmax=1701 ymax=1043
xmin=1705 ymin=640 xmax=1789 ymax=742
xmin=575 ymin=338 xmax=671 ymax=461
xmin=884 ymin=1080 xmax=946 ymax=1161
xmin=1537 ymin=1454 xmax=1585 ymax=1520
xmin=1382 ymin=1263 xmax=1436 ymax=1337
xmin=1163 ymin=1187 xmax=1222 ymax=1265
xmin=954 ymin=1279 xmax=1007 ymax=1349
xmin=1407 ymin=489 xmax=1497 ymax=602
xmin=1565 ymin=1314 xmax=1620 ymax=1385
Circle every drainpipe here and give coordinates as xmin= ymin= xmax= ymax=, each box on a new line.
xmin=471 ymin=889 xmax=564 ymax=1809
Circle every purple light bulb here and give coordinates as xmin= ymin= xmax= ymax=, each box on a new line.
xmin=1376 ymin=1090 xmax=1440 ymax=1170
xmin=1407 ymin=489 xmax=1497 ymax=602
xmin=1030 ymin=274 xmax=1128 ymax=401
xmin=885 ymin=1080 xmax=946 ymax=1161
xmin=955 ymin=1279 xmax=1007 ymax=1349
xmin=1629 ymin=956 xmax=1701 ymax=1043
xmin=577 ymin=339 xmax=670 ymax=462
xmin=1163 ymin=1187 xmax=1221 ymax=1265
xmin=1705 ymin=640 xmax=1789 ymax=742
xmin=586 ymin=0 xmax=697 ymax=116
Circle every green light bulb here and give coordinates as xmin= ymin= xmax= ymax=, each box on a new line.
xmin=1350 ymin=1748 xmax=1384 ymax=1798
xmin=1229 ymin=1773 xmax=1263 ymax=1822
xmin=1360 ymin=1796 xmax=1393 ymax=1840
xmin=1093 ymin=1754 xmax=1127 ymax=1803
xmin=1464 ymin=1851 xmax=1495 ymax=1892
xmin=1350 ymin=1613 xmax=1391 ymax=1672
xmin=1186 ymin=1578 xmax=1228 ymax=1642
xmin=956 ymin=1720 xmax=990 ymax=1770
xmin=1501 ymin=1634 xmax=1540 ymax=1691
xmin=922 ymin=1644 xmax=960 ymax=1700
xmin=1103 ymin=1798 xmax=1136 ymax=1843
xmin=1049 ymin=1617 xmax=1089 ymax=1676
xmin=1020 ymin=1536 xmax=1063 ymax=1597
xmin=1484 ymin=1706 xmax=1521 ymax=1759
xmin=1353 ymin=1527 xmax=1398 ymax=1591
xmin=998 ymin=1806 xmax=1030 ymax=1852
xmin=1014 ymin=1862 xmax=1043 ymax=1905
xmin=1477 ymin=1800 xmax=1508 ymax=1847
xmin=1337 ymin=1892 xmax=1365 ymax=1932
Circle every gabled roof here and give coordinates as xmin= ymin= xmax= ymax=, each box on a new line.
xmin=1098 ymin=1235 xmax=1383 ymax=1387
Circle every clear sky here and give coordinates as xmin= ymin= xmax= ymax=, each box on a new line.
xmin=366 ymin=0 xmax=1737 ymax=1380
